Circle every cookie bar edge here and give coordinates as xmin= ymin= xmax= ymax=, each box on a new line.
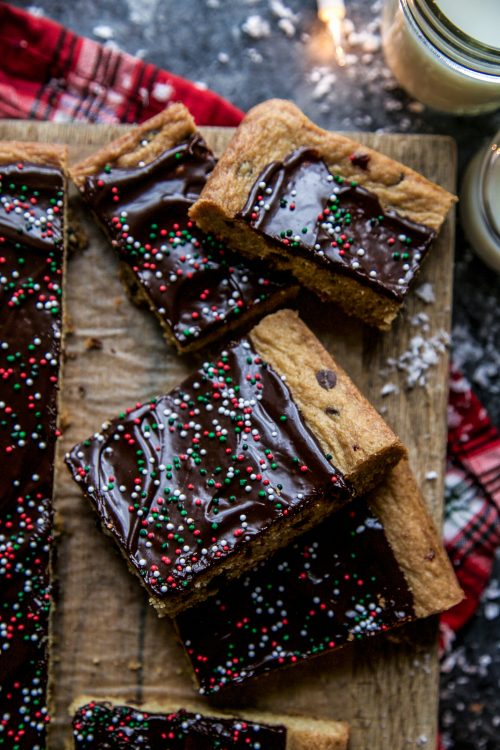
xmin=369 ymin=459 xmax=464 ymax=618
xmin=70 ymin=103 xmax=196 ymax=187
xmin=250 ymin=309 xmax=406 ymax=494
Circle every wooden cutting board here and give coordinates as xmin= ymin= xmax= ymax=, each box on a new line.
xmin=0 ymin=121 xmax=456 ymax=749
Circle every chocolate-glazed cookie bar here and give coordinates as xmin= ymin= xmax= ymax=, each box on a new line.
xmin=0 ymin=144 xmax=67 ymax=748
xmin=70 ymin=104 xmax=297 ymax=354
xmin=65 ymin=310 xmax=405 ymax=617
xmin=176 ymin=460 xmax=463 ymax=693
xmin=190 ymin=99 xmax=456 ymax=330
xmin=72 ymin=700 xmax=349 ymax=750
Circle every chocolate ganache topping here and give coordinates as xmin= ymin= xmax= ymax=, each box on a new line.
xmin=82 ymin=134 xmax=290 ymax=348
xmin=0 ymin=162 xmax=65 ymax=747
xmin=73 ymin=703 xmax=287 ymax=749
xmin=177 ymin=495 xmax=415 ymax=694
xmin=239 ymin=148 xmax=436 ymax=301
xmin=65 ymin=338 xmax=351 ymax=600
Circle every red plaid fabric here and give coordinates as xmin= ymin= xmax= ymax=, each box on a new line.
xmin=0 ymin=2 xmax=243 ymax=126
xmin=1 ymin=0 xmax=499 ymax=660
xmin=440 ymin=369 xmax=500 ymax=642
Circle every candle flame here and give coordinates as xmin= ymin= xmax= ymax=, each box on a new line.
xmin=318 ymin=0 xmax=346 ymax=66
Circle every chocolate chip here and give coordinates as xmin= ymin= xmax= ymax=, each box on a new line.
xmin=349 ymin=152 xmax=370 ymax=170
xmin=316 ymin=369 xmax=337 ymax=390
xmin=425 ymin=549 xmax=436 ymax=561
xmin=84 ymin=336 xmax=103 ymax=351
xmin=325 ymin=407 xmax=340 ymax=416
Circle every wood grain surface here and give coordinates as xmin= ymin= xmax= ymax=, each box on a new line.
xmin=0 ymin=121 xmax=456 ymax=749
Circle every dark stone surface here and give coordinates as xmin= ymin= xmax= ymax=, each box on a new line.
xmin=10 ymin=0 xmax=500 ymax=746
xmin=440 ymin=548 xmax=500 ymax=750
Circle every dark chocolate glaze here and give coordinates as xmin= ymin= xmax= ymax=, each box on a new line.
xmin=73 ymin=703 xmax=287 ymax=749
xmin=0 ymin=162 xmax=64 ymax=748
xmin=82 ymin=134 xmax=291 ymax=349
xmin=65 ymin=338 xmax=351 ymax=600
xmin=176 ymin=495 xmax=416 ymax=693
xmin=239 ymin=148 xmax=436 ymax=301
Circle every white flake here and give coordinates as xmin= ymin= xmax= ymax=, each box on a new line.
xmin=246 ymin=48 xmax=264 ymax=63
xmin=415 ymin=282 xmax=436 ymax=304
xmin=383 ymin=327 xmax=450 ymax=389
xmin=242 ymin=15 xmax=271 ymax=39
xmin=152 ymin=82 xmax=174 ymax=102
xmin=278 ymin=18 xmax=296 ymax=37
xmin=93 ymin=24 xmax=114 ymax=40
xmin=380 ymin=382 xmax=399 ymax=397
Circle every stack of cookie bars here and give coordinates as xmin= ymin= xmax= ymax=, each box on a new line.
xmin=0 ymin=101 xmax=462 ymax=749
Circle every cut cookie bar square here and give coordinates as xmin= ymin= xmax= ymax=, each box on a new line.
xmin=70 ymin=104 xmax=297 ymax=353
xmin=190 ymin=99 xmax=456 ymax=330
xmin=72 ymin=700 xmax=349 ymax=750
xmin=176 ymin=459 xmax=463 ymax=693
xmin=65 ymin=309 xmax=405 ymax=617
xmin=0 ymin=143 xmax=67 ymax=747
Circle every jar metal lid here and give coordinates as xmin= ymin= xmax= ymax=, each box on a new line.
xmin=403 ymin=0 xmax=500 ymax=77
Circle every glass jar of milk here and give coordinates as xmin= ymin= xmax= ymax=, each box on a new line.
xmin=461 ymin=132 xmax=500 ymax=272
xmin=382 ymin=0 xmax=500 ymax=114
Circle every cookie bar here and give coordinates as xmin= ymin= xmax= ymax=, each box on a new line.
xmin=0 ymin=144 xmax=67 ymax=747
xmin=72 ymin=700 xmax=349 ymax=750
xmin=65 ymin=309 xmax=405 ymax=617
xmin=176 ymin=459 xmax=463 ymax=693
xmin=70 ymin=104 xmax=297 ymax=354
xmin=190 ymin=99 xmax=457 ymax=330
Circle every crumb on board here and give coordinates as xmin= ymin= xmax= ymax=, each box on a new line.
xmin=84 ymin=337 xmax=103 ymax=351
